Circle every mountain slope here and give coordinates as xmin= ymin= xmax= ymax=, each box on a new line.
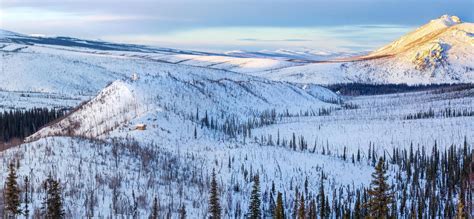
xmin=0 ymin=31 xmax=300 ymax=93
xmin=254 ymin=15 xmax=474 ymax=84
xmin=369 ymin=15 xmax=463 ymax=56
xmin=26 ymin=72 xmax=339 ymax=141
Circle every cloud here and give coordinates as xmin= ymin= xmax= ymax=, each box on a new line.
xmin=80 ymin=15 xmax=154 ymax=22
xmin=99 ymin=25 xmax=413 ymax=52
xmin=1 ymin=0 xmax=472 ymax=51
xmin=239 ymin=38 xmax=312 ymax=42
xmin=355 ymin=24 xmax=412 ymax=29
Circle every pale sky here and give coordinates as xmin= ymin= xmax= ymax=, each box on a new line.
xmin=0 ymin=0 xmax=473 ymax=52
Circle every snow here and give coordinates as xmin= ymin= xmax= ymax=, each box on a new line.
xmin=26 ymin=72 xmax=339 ymax=141
xmin=1 ymin=134 xmax=375 ymax=217
xmin=0 ymin=29 xmax=24 ymax=38
xmin=0 ymin=90 xmax=87 ymax=111
xmin=1 ymin=16 xmax=472 ymax=88
xmin=253 ymin=88 xmax=474 ymax=154
xmin=371 ymin=15 xmax=462 ymax=56
xmin=0 ymin=15 xmax=472 ymax=218
xmin=252 ymin=16 xmax=474 ymax=84
xmin=3 ymin=79 xmax=472 ymax=217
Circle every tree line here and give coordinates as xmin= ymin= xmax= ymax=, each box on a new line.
xmin=326 ymin=83 xmax=473 ymax=96
xmin=404 ymin=107 xmax=474 ymax=120
xmin=0 ymin=108 xmax=65 ymax=143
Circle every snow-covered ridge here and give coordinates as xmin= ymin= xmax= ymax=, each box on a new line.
xmin=0 ymin=29 xmax=301 ymax=76
xmin=26 ymin=81 xmax=139 ymax=140
xmin=26 ymin=70 xmax=339 ymax=140
xmin=0 ymin=29 xmax=24 ymax=38
xmin=370 ymin=15 xmax=463 ymax=56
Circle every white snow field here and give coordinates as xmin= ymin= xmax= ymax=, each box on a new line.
xmin=0 ymin=14 xmax=472 ymax=218
xmin=252 ymin=87 xmax=474 ymax=155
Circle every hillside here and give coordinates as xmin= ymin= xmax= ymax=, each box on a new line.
xmin=2 ymin=80 xmax=472 ymax=218
xmin=0 ymin=30 xmax=301 ymax=96
xmin=26 ymin=73 xmax=339 ymax=142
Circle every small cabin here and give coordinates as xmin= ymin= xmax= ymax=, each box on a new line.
xmin=135 ymin=124 xmax=146 ymax=130
xmin=131 ymin=73 xmax=139 ymax=81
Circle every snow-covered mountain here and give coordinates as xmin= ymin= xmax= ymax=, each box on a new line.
xmin=369 ymin=15 xmax=463 ymax=57
xmin=1 ymin=14 xmax=472 ymax=88
xmin=361 ymin=15 xmax=473 ymax=81
xmin=254 ymin=15 xmax=474 ymax=84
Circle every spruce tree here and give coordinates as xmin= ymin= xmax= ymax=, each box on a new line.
xmin=4 ymin=162 xmax=21 ymax=217
xmin=298 ymin=195 xmax=305 ymax=219
xmin=49 ymin=179 xmax=64 ymax=218
xmin=292 ymin=187 xmax=299 ymax=219
xmin=365 ymin=158 xmax=393 ymax=218
xmin=324 ymin=196 xmax=331 ymax=217
xmin=353 ymin=191 xmax=361 ymax=219
xmin=357 ymin=149 xmax=361 ymax=162
xmin=399 ymin=186 xmax=406 ymax=216
xmin=179 ymin=204 xmax=186 ymax=219
xmin=343 ymin=146 xmax=347 ymax=161
xmin=274 ymin=192 xmax=285 ymax=219
xmin=248 ymin=174 xmax=261 ymax=219
xmin=308 ymin=199 xmax=317 ymax=219
xmin=417 ymin=195 xmax=424 ymax=219
xmin=318 ymin=173 xmax=325 ymax=219
xmin=208 ymin=170 xmax=221 ymax=219
xmin=24 ymin=176 xmax=30 ymax=218
xmin=268 ymin=188 xmax=275 ymax=217
xmin=150 ymin=196 xmax=159 ymax=219
xmin=304 ymin=177 xmax=309 ymax=195
xmin=42 ymin=175 xmax=64 ymax=218
xmin=456 ymin=193 xmax=465 ymax=219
